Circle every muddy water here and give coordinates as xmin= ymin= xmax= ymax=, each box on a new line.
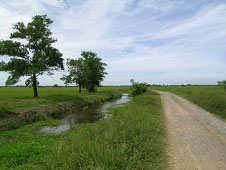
xmin=40 ymin=94 xmax=131 ymax=133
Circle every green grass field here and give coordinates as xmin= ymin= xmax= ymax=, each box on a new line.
xmin=153 ymin=85 xmax=226 ymax=120
xmin=0 ymin=86 xmax=129 ymax=132
xmin=0 ymin=86 xmax=129 ymax=112
xmin=0 ymin=89 xmax=166 ymax=169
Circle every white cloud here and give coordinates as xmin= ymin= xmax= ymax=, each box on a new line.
xmin=0 ymin=0 xmax=226 ymax=86
xmin=152 ymin=4 xmax=226 ymax=39
xmin=41 ymin=0 xmax=65 ymax=8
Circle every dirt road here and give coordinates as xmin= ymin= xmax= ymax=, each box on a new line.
xmin=157 ymin=91 xmax=226 ymax=170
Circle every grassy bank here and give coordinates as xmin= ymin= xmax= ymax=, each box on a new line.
xmin=0 ymin=87 xmax=126 ymax=132
xmin=0 ymin=86 xmax=128 ymax=112
xmin=0 ymin=91 xmax=166 ymax=169
xmin=154 ymin=86 xmax=226 ymax=120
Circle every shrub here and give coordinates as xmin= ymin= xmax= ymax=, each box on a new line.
xmin=130 ymin=79 xmax=148 ymax=96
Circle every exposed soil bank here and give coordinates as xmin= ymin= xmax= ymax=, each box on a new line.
xmin=40 ymin=94 xmax=131 ymax=133
xmin=0 ymin=91 xmax=121 ymax=132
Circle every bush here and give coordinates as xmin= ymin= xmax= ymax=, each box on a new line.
xmin=130 ymin=79 xmax=148 ymax=96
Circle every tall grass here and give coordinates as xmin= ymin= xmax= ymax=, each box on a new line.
xmin=154 ymin=86 xmax=226 ymax=120
xmin=0 ymin=91 xmax=166 ymax=169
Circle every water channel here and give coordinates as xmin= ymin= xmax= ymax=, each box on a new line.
xmin=40 ymin=94 xmax=131 ymax=133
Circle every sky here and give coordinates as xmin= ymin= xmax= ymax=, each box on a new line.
xmin=0 ymin=0 xmax=226 ymax=86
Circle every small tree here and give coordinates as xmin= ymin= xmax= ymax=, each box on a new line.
xmin=82 ymin=51 xmax=107 ymax=92
xmin=217 ymin=80 xmax=226 ymax=92
xmin=61 ymin=51 xmax=107 ymax=93
xmin=0 ymin=15 xmax=64 ymax=97
xmin=130 ymin=79 xmax=148 ymax=96
xmin=61 ymin=58 xmax=85 ymax=93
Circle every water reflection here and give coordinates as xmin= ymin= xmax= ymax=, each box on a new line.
xmin=40 ymin=94 xmax=130 ymax=133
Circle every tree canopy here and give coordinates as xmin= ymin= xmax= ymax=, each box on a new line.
xmin=0 ymin=15 xmax=64 ymax=97
xmin=61 ymin=51 xmax=107 ymax=93
xmin=61 ymin=58 xmax=85 ymax=93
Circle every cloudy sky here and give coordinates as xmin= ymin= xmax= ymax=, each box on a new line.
xmin=0 ymin=0 xmax=226 ymax=85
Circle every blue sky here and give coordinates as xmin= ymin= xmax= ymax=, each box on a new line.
xmin=0 ymin=0 xmax=226 ymax=85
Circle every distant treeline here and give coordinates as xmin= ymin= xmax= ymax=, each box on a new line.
xmin=0 ymin=84 xmax=218 ymax=88
xmin=151 ymin=84 xmax=217 ymax=87
xmin=0 ymin=85 xmax=131 ymax=88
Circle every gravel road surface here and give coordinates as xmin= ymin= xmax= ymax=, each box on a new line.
xmin=156 ymin=91 xmax=226 ymax=170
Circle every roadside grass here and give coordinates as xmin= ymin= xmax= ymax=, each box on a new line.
xmin=154 ymin=86 xmax=226 ymax=120
xmin=0 ymin=91 xmax=166 ymax=169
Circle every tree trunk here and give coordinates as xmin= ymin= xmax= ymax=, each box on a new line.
xmin=32 ymin=74 xmax=38 ymax=97
xmin=89 ymin=86 xmax=93 ymax=92
xmin=79 ymin=85 xmax=82 ymax=93
xmin=89 ymin=85 xmax=96 ymax=92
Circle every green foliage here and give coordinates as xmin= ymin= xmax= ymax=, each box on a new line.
xmin=0 ymin=15 xmax=64 ymax=97
xmin=130 ymin=79 xmax=148 ymax=96
xmin=0 ymin=143 xmax=46 ymax=168
xmin=218 ymin=80 xmax=226 ymax=92
xmin=82 ymin=51 xmax=107 ymax=92
xmin=25 ymin=77 xmax=40 ymax=87
xmin=61 ymin=58 xmax=85 ymax=93
xmin=61 ymin=51 xmax=107 ymax=93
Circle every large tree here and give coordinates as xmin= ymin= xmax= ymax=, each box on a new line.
xmin=61 ymin=58 xmax=85 ymax=93
xmin=61 ymin=51 xmax=107 ymax=93
xmin=0 ymin=15 xmax=64 ymax=97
